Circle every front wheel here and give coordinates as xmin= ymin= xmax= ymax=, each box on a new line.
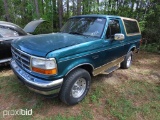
xmin=59 ymin=68 xmax=91 ymax=105
xmin=121 ymin=51 xmax=133 ymax=69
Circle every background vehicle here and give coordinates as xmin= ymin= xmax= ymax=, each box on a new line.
xmin=0 ymin=19 xmax=45 ymax=64
xmin=11 ymin=15 xmax=141 ymax=105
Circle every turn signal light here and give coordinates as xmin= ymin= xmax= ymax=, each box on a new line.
xmin=32 ymin=67 xmax=57 ymax=75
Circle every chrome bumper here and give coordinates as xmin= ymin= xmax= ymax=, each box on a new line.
xmin=0 ymin=58 xmax=11 ymax=64
xmin=11 ymin=60 xmax=63 ymax=95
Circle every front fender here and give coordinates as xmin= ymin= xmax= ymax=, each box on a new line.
xmin=58 ymin=57 xmax=95 ymax=77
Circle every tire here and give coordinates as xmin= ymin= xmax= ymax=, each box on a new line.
xmin=121 ymin=51 xmax=133 ymax=69
xmin=59 ymin=68 xmax=91 ymax=105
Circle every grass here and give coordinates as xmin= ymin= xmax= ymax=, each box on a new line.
xmin=0 ymin=51 xmax=160 ymax=120
xmin=141 ymin=43 xmax=160 ymax=53
xmin=104 ymin=80 xmax=160 ymax=120
xmin=90 ymin=85 xmax=103 ymax=104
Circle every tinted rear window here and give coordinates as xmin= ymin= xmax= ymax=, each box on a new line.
xmin=123 ymin=20 xmax=140 ymax=34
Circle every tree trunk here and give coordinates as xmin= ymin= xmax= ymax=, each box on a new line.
xmin=97 ymin=0 xmax=99 ymax=12
xmin=72 ymin=0 xmax=76 ymax=15
xmin=130 ymin=1 xmax=134 ymax=13
xmin=41 ymin=0 xmax=44 ymax=15
xmin=104 ymin=0 xmax=108 ymax=14
xmin=34 ymin=0 xmax=40 ymax=19
xmin=52 ymin=0 xmax=57 ymax=28
xmin=67 ymin=0 xmax=69 ymax=17
xmin=58 ymin=0 xmax=63 ymax=28
xmin=3 ymin=0 xmax=10 ymax=22
xmin=82 ymin=1 xmax=85 ymax=14
xmin=21 ymin=0 xmax=28 ymax=26
xmin=77 ymin=0 xmax=82 ymax=15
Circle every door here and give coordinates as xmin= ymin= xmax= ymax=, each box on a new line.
xmin=102 ymin=18 xmax=125 ymax=64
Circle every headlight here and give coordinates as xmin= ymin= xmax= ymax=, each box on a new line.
xmin=31 ymin=57 xmax=57 ymax=75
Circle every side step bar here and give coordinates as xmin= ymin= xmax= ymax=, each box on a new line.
xmin=104 ymin=64 xmax=120 ymax=74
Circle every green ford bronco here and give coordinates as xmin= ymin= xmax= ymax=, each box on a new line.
xmin=11 ymin=15 xmax=142 ymax=105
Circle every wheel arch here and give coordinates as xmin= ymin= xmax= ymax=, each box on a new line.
xmin=128 ymin=45 xmax=136 ymax=53
xmin=65 ymin=63 xmax=94 ymax=77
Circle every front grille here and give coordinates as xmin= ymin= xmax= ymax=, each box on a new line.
xmin=11 ymin=47 xmax=31 ymax=70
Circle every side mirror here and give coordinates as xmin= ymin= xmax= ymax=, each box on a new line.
xmin=114 ymin=33 xmax=125 ymax=41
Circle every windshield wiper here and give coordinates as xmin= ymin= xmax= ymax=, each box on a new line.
xmin=69 ymin=31 xmax=83 ymax=35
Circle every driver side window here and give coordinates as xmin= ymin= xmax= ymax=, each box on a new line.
xmin=106 ymin=19 xmax=121 ymax=39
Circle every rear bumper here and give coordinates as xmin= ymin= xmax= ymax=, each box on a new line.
xmin=11 ymin=59 xmax=63 ymax=95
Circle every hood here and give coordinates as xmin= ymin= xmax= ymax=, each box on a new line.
xmin=0 ymin=19 xmax=46 ymax=35
xmin=23 ymin=19 xmax=46 ymax=33
xmin=12 ymin=33 xmax=97 ymax=57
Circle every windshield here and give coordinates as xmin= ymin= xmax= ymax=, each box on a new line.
xmin=0 ymin=27 xmax=19 ymax=37
xmin=60 ymin=17 xmax=106 ymax=38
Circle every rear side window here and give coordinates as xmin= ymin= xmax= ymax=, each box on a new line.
xmin=123 ymin=19 xmax=140 ymax=35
